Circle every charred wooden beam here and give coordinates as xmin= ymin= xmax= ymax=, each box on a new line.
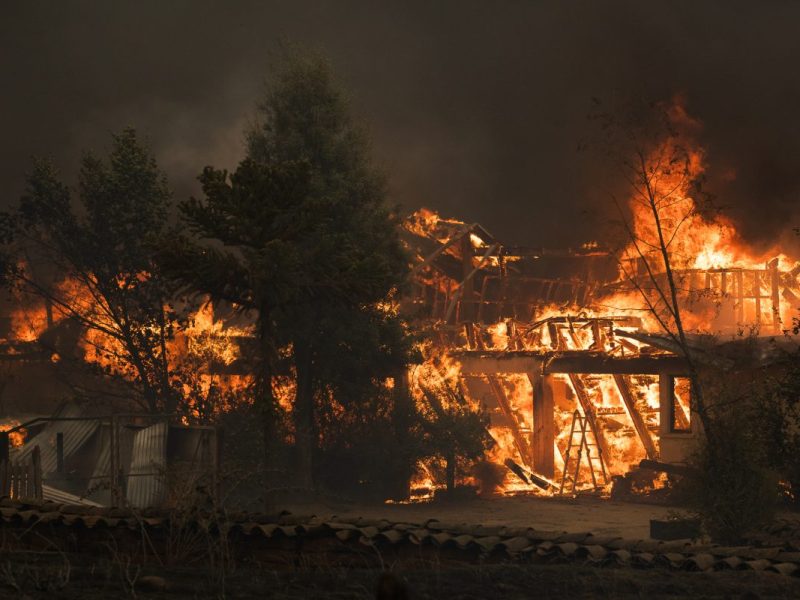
xmin=457 ymin=352 xmax=688 ymax=376
xmin=444 ymin=243 xmax=500 ymax=323
xmin=754 ymin=270 xmax=762 ymax=326
xmin=769 ymin=258 xmax=781 ymax=333
xmin=639 ymin=458 xmax=698 ymax=478
xmin=419 ymin=384 xmax=447 ymax=418
xmin=565 ymin=372 xmax=611 ymax=471
xmin=664 ymin=375 xmax=691 ymax=432
xmin=736 ymin=270 xmax=745 ymax=323
xmin=485 ymin=376 xmax=533 ymax=469
xmin=504 ymin=458 xmax=529 ymax=484
xmin=783 ymin=286 xmax=800 ymax=310
xmin=527 ymin=370 xmax=555 ymax=479
xmin=469 ymin=246 xmax=611 ymax=258
xmin=613 ymin=330 xmax=733 ymax=370
xmin=613 ymin=374 xmax=657 ymax=460
xmin=503 ymin=458 xmax=553 ymax=490
xmin=459 ymin=235 xmax=475 ymax=322
xmin=407 ymin=223 xmax=477 ymax=279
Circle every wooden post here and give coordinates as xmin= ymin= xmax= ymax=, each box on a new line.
xmin=0 ymin=460 xmax=7 ymax=498
xmin=485 ymin=375 xmax=533 ymax=469
xmin=32 ymin=446 xmax=42 ymax=500
xmin=26 ymin=456 xmax=34 ymax=499
xmin=109 ymin=417 xmax=119 ymax=506
xmin=658 ymin=373 xmax=671 ymax=436
xmin=769 ymin=259 xmax=781 ymax=333
xmin=499 ymin=251 xmax=508 ymax=319
xmin=754 ymin=271 xmax=761 ymax=326
xmin=736 ymin=270 xmax=745 ymax=324
xmin=527 ymin=367 xmax=555 ymax=479
xmin=446 ymin=242 xmax=498 ymax=324
xmin=476 ymin=277 xmax=489 ymax=323
xmin=613 ymin=375 xmax=657 ymax=460
xmin=460 ymin=235 xmax=474 ymax=323
xmin=56 ymin=432 xmax=64 ymax=473
xmin=659 ymin=373 xmax=689 ymax=433
xmin=0 ymin=431 xmax=8 ymax=465
xmin=13 ymin=463 xmax=20 ymax=499
xmin=212 ymin=427 xmax=223 ymax=506
xmin=719 ymin=270 xmax=732 ymax=324
xmin=566 ymin=373 xmax=612 ymax=468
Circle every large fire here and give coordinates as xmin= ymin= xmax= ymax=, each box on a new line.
xmin=6 ymin=279 xmax=256 ymax=422
xmin=403 ymin=99 xmax=800 ymax=498
xmin=606 ymin=99 xmax=795 ymax=333
xmin=3 ymin=100 xmax=799 ymax=501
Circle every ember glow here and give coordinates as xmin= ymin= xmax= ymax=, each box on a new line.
xmin=0 ymin=420 xmax=25 ymax=448
xmin=5 ymin=274 xmax=256 ymax=420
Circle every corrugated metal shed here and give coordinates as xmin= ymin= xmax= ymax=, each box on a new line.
xmin=42 ymin=484 xmax=103 ymax=507
xmin=85 ymin=424 xmax=135 ymax=504
xmin=126 ymin=422 xmax=167 ymax=508
xmin=14 ymin=403 xmax=100 ymax=474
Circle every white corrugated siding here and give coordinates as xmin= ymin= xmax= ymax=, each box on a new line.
xmin=126 ymin=422 xmax=167 ymax=508
xmin=42 ymin=484 xmax=103 ymax=507
xmin=14 ymin=403 xmax=100 ymax=474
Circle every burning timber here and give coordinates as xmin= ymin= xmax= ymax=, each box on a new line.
xmin=401 ymin=208 xmax=800 ymax=498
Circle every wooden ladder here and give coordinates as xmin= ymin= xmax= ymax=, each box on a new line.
xmin=559 ymin=410 xmax=608 ymax=495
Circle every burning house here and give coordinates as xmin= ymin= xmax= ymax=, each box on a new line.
xmin=388 ymin=103 xmax=800 ymax=499
xmin=400 ymin=196 xmax=800 ymax=496
xmin=2 ymin=196 xmax=799 ymax=503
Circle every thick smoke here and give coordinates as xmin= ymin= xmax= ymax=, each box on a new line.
xmin=2 ymin=1 xmax=800 ymax=252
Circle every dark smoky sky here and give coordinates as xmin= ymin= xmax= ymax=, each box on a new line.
xmin=3 ymin=1 xmax=800 ymax=253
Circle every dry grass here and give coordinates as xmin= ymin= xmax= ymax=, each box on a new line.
xmin=2 ymin=558 xmax=800 ymax=599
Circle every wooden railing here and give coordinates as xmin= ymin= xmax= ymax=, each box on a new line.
xmin=0 ymin=445 xmax=42 ymax=500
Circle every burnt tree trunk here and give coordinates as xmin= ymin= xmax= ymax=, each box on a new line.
xmin=293 ymin=339 xmax=315 ymax=491
xmin=257 ymin=308 xmax=281 ymax=510
xmin=389 ymin=369 xmax=414 ymax=500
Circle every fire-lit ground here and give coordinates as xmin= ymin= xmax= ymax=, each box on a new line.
xmin=295 ymin=495 xmax=672 ymax=540
xmin=3 ymin=493 xmax=800 ymax=599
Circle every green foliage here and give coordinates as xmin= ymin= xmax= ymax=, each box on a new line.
xmin=13 ymin=128 xmax=181 ymax=412
xmin=692 ymin=430 xmax=778 ymax=543
xmin=686 ymin=373 xmax=779 ymax=543
xmin=246 ymin=49 xmax=409 ymax=338
xmin=248 ymin=49 xmax=413 ymax=489
xmin=314 ymin=383 xmax=414 ymax=499
xmin=173 ymin=159 xmax=314 ymax=312
xmin=418 ymin=384 xmax=494 ymax=491
xmin=161 ymin=48 xmax=415 ymax=491
xmin=759 ymin=356 xmax=800 ymax=506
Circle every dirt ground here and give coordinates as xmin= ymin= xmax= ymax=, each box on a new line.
xmin=303 ymin=494 xmax=676 ymax=540
xmin=7 ymin=559 xmax=800 ymax=599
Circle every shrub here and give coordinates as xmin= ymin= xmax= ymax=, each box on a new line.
xmin=691 ymin=422 xmax=779 ymax=543
xmin=687 ymin=373 xmax=780 ymax=543
xmin=759 ymin=361 xmax=800 ymax=506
